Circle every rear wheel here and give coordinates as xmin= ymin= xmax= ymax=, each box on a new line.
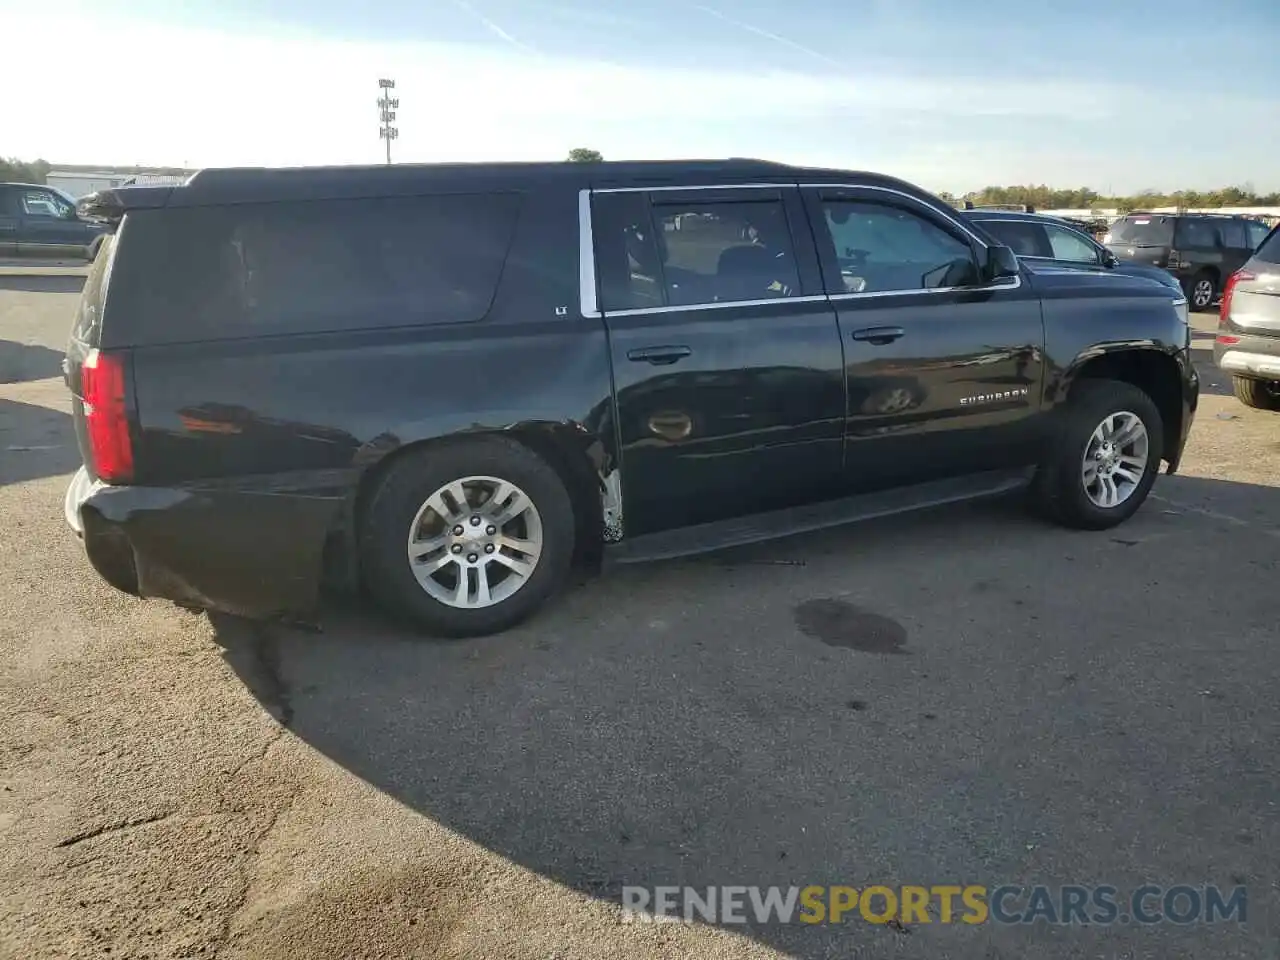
xmin=1232 ymin=376 xmax=1280 ymax=411
xmin=359 ymin=437 xmax=575 ymax=637
xmin=1188 ymin=271 xmax=1217 ymax=311
xmin=1029 ymin=379 xmax=1163 ymax=530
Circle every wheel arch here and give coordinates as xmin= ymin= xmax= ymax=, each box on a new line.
xmin=329 ymin=421 xmax=619 ymax=590
xmin=1057 ymin=346 xmax=1186 ymax=469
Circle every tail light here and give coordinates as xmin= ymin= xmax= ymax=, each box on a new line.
xmin=1220 ymin=269 xmax=1255 ymax=326
xmin=1216 ymin=335 xmax=1241 ymax=345
xmin=81 ymin=349 xmax=133 ymax=483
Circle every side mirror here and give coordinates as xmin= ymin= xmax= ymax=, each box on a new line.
xmin=982 ymin=244 xmax=1020 ymax=282
xmin=1103 ymin=251 xmax=1120 ymax=269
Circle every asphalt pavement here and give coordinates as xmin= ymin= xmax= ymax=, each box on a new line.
xmin=2 ymin=269 xmax=1278 ymax=959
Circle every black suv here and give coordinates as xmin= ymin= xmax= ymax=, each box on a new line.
xmin=63 ymin=160 xmax=1198 ymax=637
xmin=1215 ymin=221 xmax=1280 ymax=410
xmin=0 ymin=182 xmax=110 ymax=261
xmin=1104 ymin=212 xmax=1270 ymax=312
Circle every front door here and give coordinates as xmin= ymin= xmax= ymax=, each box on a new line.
xmin=14 ymin=187 xmax=85 ymax=259
xmin=802 ymin=185 xmax=1046 ymax=492
xmin=592 ymin=185 xmax=846 ymax=537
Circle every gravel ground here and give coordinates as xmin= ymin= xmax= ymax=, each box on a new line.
xmin=2 ymin=273 xmax=1278 ymax=959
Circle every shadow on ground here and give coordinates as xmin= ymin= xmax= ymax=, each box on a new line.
xmin=0 ymin=399 xmax=80 ymax=486
xmin=0 ymin=274 xmax=86 ymax=294
xmin=211 ymin=476 xmax=1280 ymax=958
xmin=0 ymin=340 xmax=65 ymax=384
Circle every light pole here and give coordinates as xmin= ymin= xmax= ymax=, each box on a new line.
xmin=378 ymin=78 xmax=399 ymax=165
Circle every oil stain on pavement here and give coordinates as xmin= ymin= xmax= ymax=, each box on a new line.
xmin=792 ymin=598 xmax=909 ymax=654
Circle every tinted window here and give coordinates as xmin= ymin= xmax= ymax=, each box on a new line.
xmin=1218 ymin=220 xmax=1248 ymax=249
xmin=973 ymin=219 xmax=1052 ymax=258
xmin=109 ymin=193 xmax=520 ymax=344
xmin=1175 ymin=218 xmax=1219 ymax=248
xmin=1108 ymin=216 xmax=1175 ymax=246
xmin=1044 ymin=224 xmax=1100 ymax=263
xmin=819 ymin=200 xmax=975 ymax=293
xmin=1253 ymin=225 xmax=1280 ymax=264
xmin=594 ymin=194 xmax=800 ymax=309
xmin=1246 ymin=221 xmax=1271 ymax=249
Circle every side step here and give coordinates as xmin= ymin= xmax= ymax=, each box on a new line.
xmin=605 ymin=468 xmax=1034 ymax=565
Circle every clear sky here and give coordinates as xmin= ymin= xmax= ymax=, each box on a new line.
xmin=3 ymin=0 xmax=1278 ymax=194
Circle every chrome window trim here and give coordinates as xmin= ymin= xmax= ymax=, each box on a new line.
xmin=603 ymin=295 xmax=829 ymax=318
xmin=802 ymin=183 xmax=992 ymax=248
xmin=593 ymin=183 xmax=795 ymax=194
xmin=578 ymin=189 xmax=599 ymax=317
xmin=577 ymin=181 xmax=1024 ymax=318
xmin=830 ymin=274 xmax=1022 ymax=300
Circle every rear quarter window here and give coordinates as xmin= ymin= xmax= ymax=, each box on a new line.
xmin=104 ymin=192 xmax=522 ymax=346
xmin=70 ymin=231 xmax=116 ymax=346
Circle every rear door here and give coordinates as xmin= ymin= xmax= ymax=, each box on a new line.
xmin=592 ymin=184 xmax=847 ymax=536
xmin=803 ymin=184 xmax=1046 ymax=492
xmin=1226 ymin=227 xmax=1280 ymax=339
xmin=0 ymin=187 xmax=18 ymax=256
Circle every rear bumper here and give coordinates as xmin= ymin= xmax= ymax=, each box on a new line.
xmin=1214 ymin=336 xmax=1280 ymax=381
xmin=64 ymin=466 xmax=342 ymax=620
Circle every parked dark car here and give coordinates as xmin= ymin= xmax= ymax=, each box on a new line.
xmin=1103 ymin=213 xmax=1270 ymax=312
xmin=1215 ymin=222 xmax=1280 ymax=410
xmin=0 ymin=182 xmax=110 ymax=262
xmin=962 ymin=210 xmax=1185 ymax=296
xmin=63 ymin=160 xmax=1198 ymax=637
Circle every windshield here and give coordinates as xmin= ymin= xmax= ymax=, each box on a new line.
xmin=1107 ymin=216 xmax=1175 ymax=246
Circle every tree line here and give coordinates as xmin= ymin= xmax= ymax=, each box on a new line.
xmin=939 ymin=184 xmax=1280 ymax=211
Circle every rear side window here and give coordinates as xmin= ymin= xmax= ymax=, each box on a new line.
xmin=1218 ymin=220 xmax=1248 ymax=249
xmin=592 ymin=192 xmax=801 ymax=310
xmin=107 ymin=193 xmax=521 ymax=345
xmin=1253 ymin=225 xmax=1280 ymax=264
xmin=1108 ymin=216 xmax=1175 ymax=246
xmin=1246 ymin=221 xmax=1271 ymax=249
xmin=1174 ymin=218 xmax=1219 ymax=248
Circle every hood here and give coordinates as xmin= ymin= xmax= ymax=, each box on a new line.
xmin=1021 ymin=260 xmax=1180 ymax=299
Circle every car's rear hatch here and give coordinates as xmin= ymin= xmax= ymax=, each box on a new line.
xmin=1221 ymin=230 xmax=1280 ymax=339
xmin=1104 ymin=215 xmax=1175 ymax=267
xmin=64 ymin=186 xmax=174 ymax=483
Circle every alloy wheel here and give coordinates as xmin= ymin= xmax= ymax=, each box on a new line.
xmin=405 ymin=476 xmax=543 ymax=609
xmin=1081 ymin=411 xmax=1149 ymax=509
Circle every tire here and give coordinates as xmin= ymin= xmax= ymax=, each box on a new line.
xmin=358 ymin=436 xmax=575 ymax=638
xmin=1029 ymin=378 xmax=1164 ymax=531
xmin=1232 ymin=376 xmax=1280 ymax=411
xmin=1187 ymin=271 xmax=1217 ymax=312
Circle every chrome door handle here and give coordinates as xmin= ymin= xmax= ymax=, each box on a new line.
xmin=851 ymin=326 xmax=905 ymax=345
xmin=627 ymin=345 xmax=692 ymax=365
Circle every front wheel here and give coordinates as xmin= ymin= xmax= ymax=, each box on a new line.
xmin=1029 ymin=379 xmax=1164 ymax=530
xmin=1232 ymin=376 xmax=1280 ymax=411
xmin=359 ymin=437 xmax=575 ymax=638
